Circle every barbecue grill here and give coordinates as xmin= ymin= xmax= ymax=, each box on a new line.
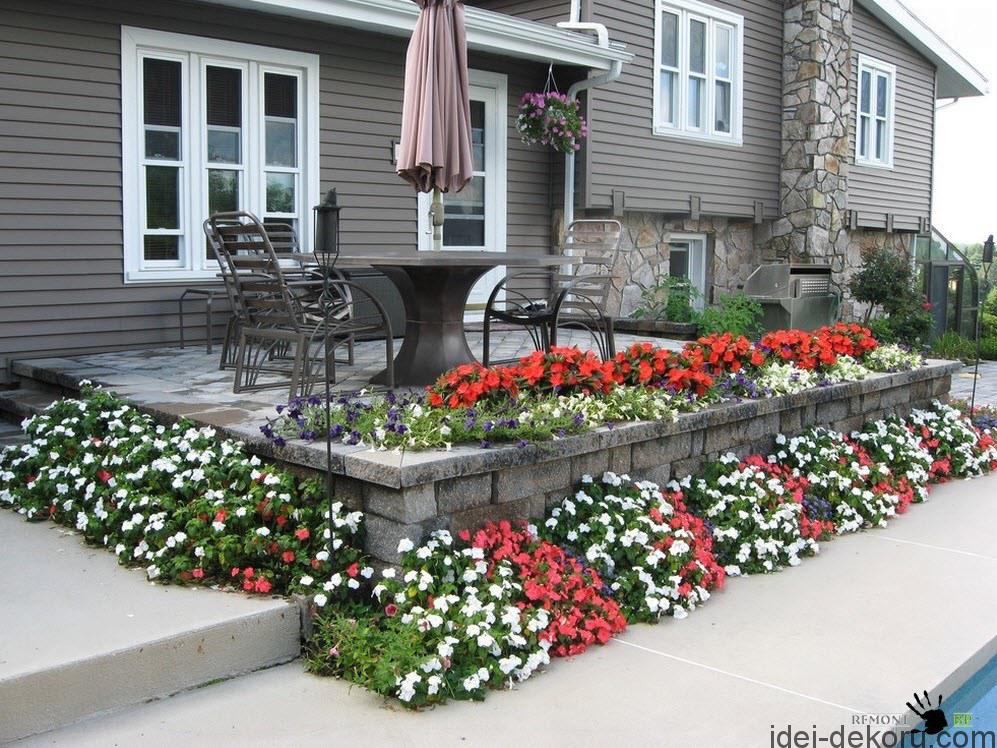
xmin=742 ymin=263 xmax=839 ymax=332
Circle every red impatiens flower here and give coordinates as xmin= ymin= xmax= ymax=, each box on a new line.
xmin=384 ymin=603 xmax=399 ymax=617
xmin=254 ymin=578 xmax=272 ymax=594
xmin=243 ymin=567 xmax=255 ymax=579
xmin=346 ymin=562 xmax=359 ymax=578
xmin=275 ymin=515 xmax=288 ymax=527
xmin=230 ymin=566 xmax=241 ymax=577
xmin=192 ymin=568 xmax=205 ymax=579
xmin=96 ymin=469 xmax=112 ymax=483
xmin=282 ymin=550 xmax=295 ymax=563
xmin=294 ymin=528 xmax=310 ymax=541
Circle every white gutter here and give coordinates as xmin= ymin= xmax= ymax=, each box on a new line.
xmin=557 ymin=0 xmax=625 ymax=227
xmin=193 ymin=0 xmax=632 ymax=71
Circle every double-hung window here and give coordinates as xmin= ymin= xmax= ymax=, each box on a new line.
xmin=654 ymin=0 xmax=743 ymax=144
xmin=122 ymin=27 xmax=319 ymax=282
xmin=856 ymin=54 xmax=895 ymax=168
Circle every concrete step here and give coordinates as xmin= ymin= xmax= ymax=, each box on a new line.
xmin=0 ymin=511 xmax=303 ymax=743
xmin=0 ymin=387 xmax=60 ymax=422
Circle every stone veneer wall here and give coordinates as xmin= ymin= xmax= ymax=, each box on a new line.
xmin=769 ymin=0 xmax=854 ymax=272
xmin=606 ymin=212 xmax=767 ymax=318
xmin=323 ymin=362 xmax=957 ymax=564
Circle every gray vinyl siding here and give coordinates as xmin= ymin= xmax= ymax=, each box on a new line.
xmin=0 ymin=0 xmax=553 ymax=376
xmin=470 ymin=0 xmax=569 ymax=25
xmin=849 ymin=3 xmax=935 ymax=233
xmin=581 ymin=0 xmax=782 ymax=219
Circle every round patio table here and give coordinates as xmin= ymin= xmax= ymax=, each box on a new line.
xmin=322 ymin=251 xmax=579 ymax=387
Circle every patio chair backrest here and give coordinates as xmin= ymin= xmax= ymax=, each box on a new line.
xmin=209 ymin=212 xmax=302 ymax=332
xmin=562 ymin=219 xmax=624 ymax=269
xmin=556 ymin=219 xmax=625 ymax=319
xmin=203 ymin=217 xmax=246 ymax=323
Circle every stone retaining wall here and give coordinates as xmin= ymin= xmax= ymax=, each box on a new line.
xmin=324 ymin=362 xmax=958 ymax=564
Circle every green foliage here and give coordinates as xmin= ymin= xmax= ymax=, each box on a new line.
xmin=849 ymin=246 xmax=932 ymax=346
xmin=695 ymin=292 xmax=763 ymax=339
xmin=632 ymin=276 xmax=698 ymax=323
xmin=979 ymin=337 xmax=997 ymax=361
xmin=931 ymin=331 xmax=977 ymax=362
xmin=305 ymin=609 xmax=430 ymax=697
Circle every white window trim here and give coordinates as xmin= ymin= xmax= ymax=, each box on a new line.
xmin=667 ymin=232 xmax=708 ymax=311
xmin=417 ymin=69 xmax=508 ymax=253
xmin=652 ymin=0 xmax=744 ymax=146
xmin=855 ymin=53 xmax=897 ymax=170
xmin=121 ymin=26 xmax=320 ymax=284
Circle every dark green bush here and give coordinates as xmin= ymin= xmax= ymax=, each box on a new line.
xmin=695 ymin=292 xmax=763 ymax=339
xmin=849 ymin=246 xmax=932 ymax=346
xmin=632 ymin=276 xmax=698 ymax=323
xmin=979 ymin=337 xmax=997 ymax=361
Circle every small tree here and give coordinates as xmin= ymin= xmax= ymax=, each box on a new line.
xmin=850 ymin=246 xmax=932 ymax=345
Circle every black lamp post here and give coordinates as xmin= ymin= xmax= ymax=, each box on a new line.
xmin=970 ymin=234 xmax=994 ymax=413
xmin=313 ymin=189 xmax=341 ymax=559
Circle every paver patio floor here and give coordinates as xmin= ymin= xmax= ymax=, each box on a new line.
xmin=950 ymin=360 xmax=997 ymax=406
xmin=19 ymin=473 xmax=997 ymax=747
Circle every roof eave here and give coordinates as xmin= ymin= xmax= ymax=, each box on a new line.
xmin=189 ymin=0 xmax=633 ymax=70
xmin=857 ymin=0 xmax=989 ymax=98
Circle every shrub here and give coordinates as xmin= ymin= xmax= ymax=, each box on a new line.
xmin=850 ymin=246 xmax=932 ymax=346
xmin=632 ymin=276 xmax=699 ymax=323
xmin=931 ymin=331 xmax=976 ymax=362
xmin=695 ymin=292 xmax=763 ymax=339
xmin=979 ymin=337 xmax=997 ymax=361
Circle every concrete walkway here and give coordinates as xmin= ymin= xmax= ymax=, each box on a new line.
xmin=18 ymin=473 xmax=997 ymax=747
xmin=950 ymin=360 xmax=997 ymax=406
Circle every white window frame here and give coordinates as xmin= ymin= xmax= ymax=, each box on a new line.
xmin=121 ymin=27 xmax=320 ymax=283
xmin=855 ymin=54 xmax=896 ymax=170
xmin=417 ymin=69 xmax=508 ymax=253
xmin=667 ymin=232 xmax=707 ymax=311
xmin=653 ymin=0 xmax=744 ymax=145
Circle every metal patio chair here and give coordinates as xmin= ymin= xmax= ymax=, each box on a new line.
xmin=209 ymin=212 xmax=394 ymax=398
xmin=482 ymin=219 xmax=625 ymax=364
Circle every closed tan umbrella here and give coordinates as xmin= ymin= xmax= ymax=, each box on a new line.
xmin=397 ymin=0 xmax=474 ymax=251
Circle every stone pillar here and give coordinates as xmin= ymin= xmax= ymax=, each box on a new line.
xmin=769 ymin=0 xmax=853 ymax=273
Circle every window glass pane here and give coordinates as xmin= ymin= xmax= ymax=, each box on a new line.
xmin=444 ymin=176 xmax=485 ymax=218
xmin=715 ymin=25 xmax=732 ymax=79
xmin=206 ymin=66 xmax=241 ymax=127
xmin=443 ymin=218 xmax=485 ymax=247
xmin=876 ymin=74 xmax=888 ymax=117
xmin=715 ymin=81 xmax=731 ymax=133
xmin=471 ymin=100 xmax=485 ymax=172
xmin=143 ymin=58 xmax=181 ymax=127
xmin=266 ymin=172 xmax=295 ymax=213
xmin=208 ymin=169 xmax=239 ymax=215
xmin=669 ymin=245 xmax=689 ymax=278
xmin=859 ymin=116 xmax=869 ymax=157
xmin=688 ymin=77 xmax=704 ymax=129
xmin=145 ymin=129 xmax=180 ymax=160
xmin=207 ymin=128 xmax=240 ymax=164
xmin=689 ymin=20 xmax=706 ymax=74
xmin=660 ymin=11 xmax=679 ymax=68
xmin=145 ymin=166 xmax=179 ymax=229
xmin=265 ymin=73 xmax=297 ymax=118
xmin=144 ymin=235 xmax=179 ymax=262
xmin=659 ymin=71 xmax=677 ymax=125
xmin=266 ymin=119 xmax=296 ymax=167
xmin=860 ymin=70 xmax=871 ymax=114
xmin=875 ymin=120 xmax=886 ymax=161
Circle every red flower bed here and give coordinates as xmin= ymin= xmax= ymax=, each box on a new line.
xmin=464 ymin=521 xmax=627 ymax=657
xmin=428 ymin=363 xmax=518 ymax=409
xmin=681 ymin=332 xmax=761 ymax=376
xmin=816 ymin=323 xmax=879 ymax=358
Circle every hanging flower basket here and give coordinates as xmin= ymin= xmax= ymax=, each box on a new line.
xmin=516 ymin=91 xmax=588 ymax=155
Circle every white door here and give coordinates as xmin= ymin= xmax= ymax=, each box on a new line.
xmin=418 ymin=70 xmax=508 ymax=318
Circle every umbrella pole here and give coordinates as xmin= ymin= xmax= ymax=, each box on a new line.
xmin=431 ymin=187 xmax=444 ymax=251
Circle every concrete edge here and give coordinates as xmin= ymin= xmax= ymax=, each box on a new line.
xmin=0 ymin=602 xmax=302 ymax=743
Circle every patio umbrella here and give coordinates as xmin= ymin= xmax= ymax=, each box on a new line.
xmin=397 ymin=0 xmax=474 ymax=251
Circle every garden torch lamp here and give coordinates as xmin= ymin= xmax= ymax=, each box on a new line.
xmin=312 ymin=189 xmax=341 ymax=559
xmin=970 ymin=234 xmax=994 ymax=413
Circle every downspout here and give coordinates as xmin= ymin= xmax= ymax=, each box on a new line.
xmin=557 ymin=0 xmax=623 ymax=228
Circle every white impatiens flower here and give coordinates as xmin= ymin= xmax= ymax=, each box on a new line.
xmin=397 ymin=538 xmax=415 ymax=554
xmin=312 ymin=593 xmax=328 ymax=607
xmin=299 ymin=575 xmax=314 ymax=587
